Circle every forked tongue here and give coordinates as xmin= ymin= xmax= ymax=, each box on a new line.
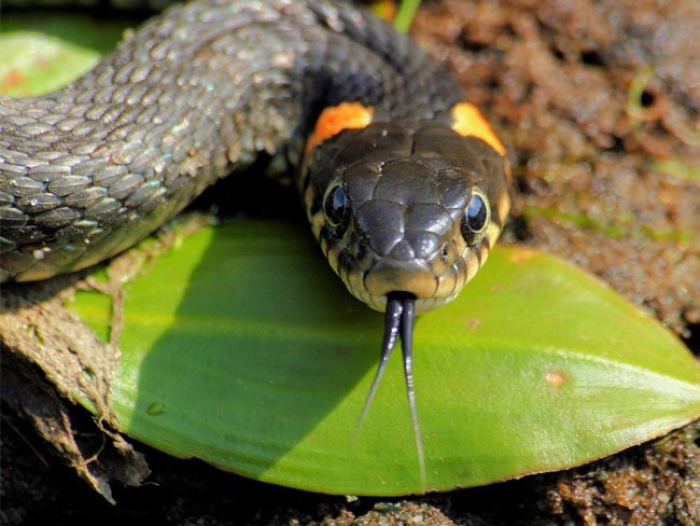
xmin=355 ymin=291 xmax=426 ymax=488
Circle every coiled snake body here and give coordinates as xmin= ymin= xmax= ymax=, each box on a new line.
xmin=0 ymin=0 xmax=511 ymax=475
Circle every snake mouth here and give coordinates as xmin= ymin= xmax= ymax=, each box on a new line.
xmin=340 ymin=255 xmax=467 ymax=314
xmin=364 ymin=262 xmax=438 ymax=300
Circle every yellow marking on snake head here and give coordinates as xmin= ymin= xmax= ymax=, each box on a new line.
xmin=451 ymin=102 xmax=506 ymax=156
xmin=306 ymin=102 xmax=374 ymax=154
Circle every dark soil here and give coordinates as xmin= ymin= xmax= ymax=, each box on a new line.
xmin=2 ymin=0 xmax=699 ymax=524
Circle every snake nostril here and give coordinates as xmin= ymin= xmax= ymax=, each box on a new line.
xmin=440 ymin=242 xmax=449 ymax=262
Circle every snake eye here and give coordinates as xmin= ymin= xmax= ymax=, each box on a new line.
xmin=460 ymin=190 xmax=490 ymax=247
xmin=323 ymin=181 xmax=351 ymax=234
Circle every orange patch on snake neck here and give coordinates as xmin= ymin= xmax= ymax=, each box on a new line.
xmin=451 ymin=102 xmax=506 ymax=156
xmin=306 ymin=102 xmax=374 ymax=154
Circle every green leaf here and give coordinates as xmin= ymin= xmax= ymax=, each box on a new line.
xmin=69 ymin=220 xmax=700 ymax=495
xmin=393 ymin=0 xmax=422 ymax=33
xmin=0 ymin=32 xmax=100 ymax=96
xmin=0 ymin=13 xmax=135 ymax=96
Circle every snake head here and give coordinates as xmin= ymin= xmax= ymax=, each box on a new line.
xmin=302 ymin=120 xmax=508 ymax=315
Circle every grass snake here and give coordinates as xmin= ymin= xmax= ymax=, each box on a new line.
xmin=0 ymin=0 xmax=511 ymax=478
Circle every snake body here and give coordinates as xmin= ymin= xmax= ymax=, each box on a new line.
xmin=0 ymin=0 xmax=510 ymax=477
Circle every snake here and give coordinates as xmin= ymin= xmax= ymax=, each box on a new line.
xmin=0 ymin=0 xmax=511 ymax=476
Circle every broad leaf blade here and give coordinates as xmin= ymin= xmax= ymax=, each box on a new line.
xmin=71 ymin=221 xmax=700 ymax=495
